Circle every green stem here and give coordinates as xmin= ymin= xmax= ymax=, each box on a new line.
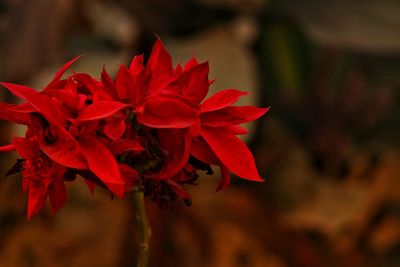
xmin=133 ymin=187 xmax=152 ymax=267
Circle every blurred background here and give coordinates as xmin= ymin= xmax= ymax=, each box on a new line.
xmin=1 ymin=0 xmax=400 ymax=266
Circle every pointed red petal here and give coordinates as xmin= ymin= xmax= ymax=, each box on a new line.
xmin=115 ymin=65 xmax=134 ymax=100
xmin=148 ymin=37 xmax=173 ymax=76
xmin=27 ymin=184 xmax=47 ymax=219
xmin=109 ymin=138 xmax=144 ymax=155
xmin=165 ymin=180 xmax=191 ymax=201
xmin=84 ymin=179 xmax=97 ymax=194
xmin=183 ymin=57 xmax=199 ymax=71
xmin=78 ymin=134 xmax=125 ymax=197
xmin=48 ymin=177 xmax=67 ymax=214
xmin=1 ymin=82 xmax=66 ymax=127
xmin=201 ymin=126 xmax=263 ymax=182
xmin=8 ymin=102 xmax=37 ymax=113
xmin=39 ymin=126 xmax=87 ymax=169
xmin=101 ymin=67 xmax=119 ymax=99
xmin=77 ymin=101 xmax=128 ymax=121
xmin=0 ymin=144 xmax=15 ymax=152
xmin=52 ymin=55 xmax=82 ymax=82
xmin=216 ymin=165 xmax=231 ymax=192
xmin=150 ymin=129 xmax=191 ymax=179
xmin=103 ymin=118 xmax=126 ymax=140
xmin=137 ymin=95 xmax=197 ymax=128
xmin=182 ymin=62 xmax=209 ymax=104
xmin=201 ymin=106 xmax=269 ymax=127
xmin=200 ymin=89 xmax=248 ymax=113
xmin=129 ymin=55 xmax=144 ymax=73
xmin=0 ymin=103 xmax=31 ymax=125
xmin=190 ymin=138 xmax=219 ymax=165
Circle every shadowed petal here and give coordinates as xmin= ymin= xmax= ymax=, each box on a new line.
xmin=103 ymin=118 xmax=126 ymax=140
xmin=27 ymin=185 xmax=47 ymax=219
xmin=216 ymin=165 xmax=231 ymax=192
xmin=78 ymin=134 xmax=125 ymax=197
xmin=1 ymin=82 xmax=66 ymax=127
xmin=48 ymin=177 xmax=67 ymax=214
xmin=109 ymin=139 xmax=144 ymax=155
xmin=39 ymin=126 xmax=87 ymax=169
xmin=101 ymin=67 xmax=119 ymax=99
xmin=0 ymin=103 xmax=31 ymax=125
xmin=77 ymin=101 xmax=128 ymax=121
xmin=13 ymin=137 xmax=39 ymax=158
xmin=190 ymin=138 xmax=219 ymax=165
xmin=150 ymin=129 xmax=191 ymax=179
xmin=137 ymin=95 xmax=197 ymax=128
xmin=182 ymin=62 xmax=209 ymax=104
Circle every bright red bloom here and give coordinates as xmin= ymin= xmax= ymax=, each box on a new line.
xmin=0 ymin=36 xmax=268 ymax=217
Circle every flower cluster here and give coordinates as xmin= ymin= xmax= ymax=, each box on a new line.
xmin=0 ymin=38 xmax=268 ymax=218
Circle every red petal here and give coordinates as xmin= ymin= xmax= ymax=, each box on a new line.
xmin=183 ymin=57 xmax=199 ymax=71
xmin=42 ymin=87 xmax=77 ymax=111
xmin=190 ymin=138 xmax=219 ymax=165
xmin=27 ymin=184 xmax=47 ymax=219
xmin=137 ymin=95 xmax=197 ymax=128
xmin=0 ymin=103 xmax=31 ymax=125
xmin=109 ymin=138 xmax=144 ymax=155
xmin=201 ymin=126 xmax=263 ymax=182
xmin=48 ymin=177 xmax=67 ymax=214
xmin=13 ymin=137 xmax=39 ymax=158
xmin=78 ymin=134 xmax=125 ymax=197
xmin=39 ymin=126 xmax=87 ymax=169
xmin=216 ymin=165 xmax=231 ymax=192
xmin=182 ymin=62 xmax=209 ymax=104
xmin=200 ymin=89 xmax=248 ymax=113
xmin=0 ymin=144 xmax=15 ymax=152
xmin=77 ymin=101 xmax=128 ymax=121
xmin=72 ymin=73 xmax=100 ymax=95
xmin=8 ymin=102 xmax=37 ymax=113
xmin=115 ymin=65 xmax=134 ymax=100
xmin=165 ymin=180 xmax=191 ymax=201
xmin=84 ymin=179 xmax=97 ymax=194
xmin=201 ymin=106 xmax=269 ymax=127
xmin=219 ymin=125 xmax=249 ymax=135
xmin=101 ymin=67 xmax=119 ymax=99
xmin=52 ymin=56 xmax=82 ymax=82
xmin=129 ymin=55 xmax=145 ymax=73
xmin=150 ymin=129 xmax=191 ymax=179
xmin=103 ymin=118 xmax=126 ymax=140
xmin=1 ymin=82 xmax=66 ymax=127
xmin=148 ymin=37 xmax=173 ymax=77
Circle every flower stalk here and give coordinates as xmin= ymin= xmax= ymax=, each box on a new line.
xmin=133 ymin=185 xmax=152 ymax=267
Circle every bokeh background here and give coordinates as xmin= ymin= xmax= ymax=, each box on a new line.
xmin=1 ymin=0 xmax=400 ymax=266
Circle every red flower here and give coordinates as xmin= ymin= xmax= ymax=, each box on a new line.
xmin=14 ymin=136 xmax=67 ymax=218
xmin=101 ymin=41 xmax=198 ymax=129
xmin=0 ymin=59 xmax=130 ymax=199
xmin=0 ymin=36 xmax=269 ymax=217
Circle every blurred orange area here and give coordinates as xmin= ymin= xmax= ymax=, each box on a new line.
xmin=0 ymin=0 xmax=400 ymax=266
